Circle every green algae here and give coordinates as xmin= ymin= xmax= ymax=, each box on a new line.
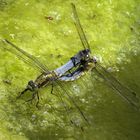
xmin=0 ymin=0 xmax=140 ymax=140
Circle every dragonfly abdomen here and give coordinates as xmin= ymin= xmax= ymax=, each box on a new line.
xmin=59 ymin=67 xmax=85 ymax=81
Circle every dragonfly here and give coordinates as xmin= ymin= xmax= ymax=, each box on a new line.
xmin=0 ymin=3 xmax=139 ymax=124
xmin=1 ymin=38 xmax=90 ymax=124
xmin=69 ymin=3 xmax=140 ymax=110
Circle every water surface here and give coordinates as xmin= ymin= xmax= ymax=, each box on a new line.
xmin=0 ymin=0 xmax=140 ymax=140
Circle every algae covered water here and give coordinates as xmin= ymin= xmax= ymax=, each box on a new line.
xmin=0 ymin=0 xmax=140 ymax=140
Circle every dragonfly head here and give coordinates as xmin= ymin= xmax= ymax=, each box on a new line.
xmin=27 ymin=80 xmax=38 ymax=91
xmin=81 ymin=49 xmax=91 ymax=60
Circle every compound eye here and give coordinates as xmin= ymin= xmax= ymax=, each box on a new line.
xmin=27 ymin=80 xmax=37 ymax=90
xmin=28 ymin=80 xmax=34 ymax=86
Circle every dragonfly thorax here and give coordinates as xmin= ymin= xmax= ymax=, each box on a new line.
xmin=83 ymin=58 xmax=96 ymax=71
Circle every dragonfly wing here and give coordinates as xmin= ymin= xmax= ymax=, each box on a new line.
xmin=56 ymin=81 xmax=89 ymax=125
xmin=71 ymin=3 xmax=91 ymax=51
xmin=52 ymin=84 xmax=75 ymax=125
xmin=1 ymin=39 xmax=49 ymax=73
xmin=93 ymin=63 xmax=140 ymax=109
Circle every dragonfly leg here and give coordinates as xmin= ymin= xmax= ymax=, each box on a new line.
xmin=50 ymin=82 xmax=58 ymax=97
xmin=17 ymin=80 xmax=38 ymax=99
xmin=51 ymin=82 xmax=54 ymax=94
xmin=36 ymin=91 xmax=40 ymax=108
xmin=26 ymin=92 xmax=36 ymax=103
xmin=17 ymin=88 xmax=29 ymax=99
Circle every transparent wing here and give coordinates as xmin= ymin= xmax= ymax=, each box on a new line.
xmin=71 ymin=3 xmax=91 ymax=51
xmin=55 ymin=81 xmax=89 ymax=125
xmin=1 ymin=39 xmax=49 ymax=73
xmin=93 ymin=63 xmax=140 ymax=109
xmin=55 ymin=88 xmax=81 ymax=128
xmin=72 ymin=4 xmax=140 ymax=109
